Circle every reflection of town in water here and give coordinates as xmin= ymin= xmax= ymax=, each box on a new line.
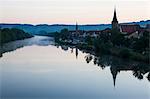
xmin=59 ymin=45 xmax=150 ymax=87
xmin=1 ymin=36 xmax=149 ymax=87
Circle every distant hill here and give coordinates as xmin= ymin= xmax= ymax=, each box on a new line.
xmin=0 ymin=20 xmax=149 ymax=35
xmin=120 ymin=20 xmax=150 ymax=27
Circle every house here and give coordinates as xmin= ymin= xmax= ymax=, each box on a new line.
xmin=119 ymin=24 xmax=141 ymax=38
xmin=111 ymin=8 xmax=148 ymax=39
xmin=84 ymin=30 xmax=101 ymax=37
xmin=120 ymin=24 xmax=140 ymax=34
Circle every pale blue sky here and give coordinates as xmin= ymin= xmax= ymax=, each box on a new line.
xmin=0 ymin=0 xmax=149 ymax=24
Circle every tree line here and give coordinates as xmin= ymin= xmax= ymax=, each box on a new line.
xmin=0 ymin=28 xmax=33 ymax=45
xmin=93 ymin=29 xmax=149 ymax=63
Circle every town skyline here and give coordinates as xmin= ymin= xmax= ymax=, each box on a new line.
xmin=0 ymin=0 xmax=149 ymax=24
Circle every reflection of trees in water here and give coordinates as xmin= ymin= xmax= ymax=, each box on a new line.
xmin=85 ymin=55 xmax=93 ymax=63
xmin=60 ymin=45 xmax=79 ymax=59
xmin=132 ymin=65 xmax=150 ymax=80
xmin=61 ymin=45 xmax=68 ymax=51
xmin=147 ymin=73 xmax=150 ymax=81
xmin=84 ymin=54 xmax=150 ymax=87
xmin=71 ymin=47 xmax=73 ymax=53
xmin=55 ymin=45 xmax=150 ymax=87
xmin=93 ymin=56 xmax=112 ymax=69
xmin=0 ymin=36 xmax=54 ymax=58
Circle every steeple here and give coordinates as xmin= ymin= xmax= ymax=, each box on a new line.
xmin=112 ymin=7 xmax=118 ymax=22
xmin=112 ymin=7 xmax=119 ymax=30
xmin=76 ymin=22 xmax=78 ymax=31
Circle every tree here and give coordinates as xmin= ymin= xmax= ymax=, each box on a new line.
xmin=0 ymin=28 xmax=33 ymax=45
xmin=111 ymin=29 xmax=125 ymax=46
xmin=85 ymin=36 xmax=93 ymax=45
xmin=119 ymin=48 xmax=131 ymax=58
xmin=133 ymin=31 xmax=149 ymax=53
xmin=60 ymin=28 xmax=69 ymax=40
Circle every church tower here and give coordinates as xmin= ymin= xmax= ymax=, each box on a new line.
xmin=112 ymin=8 xmax=119 ymax=30
xmin=76 ymin=22 xmax=78 ymax=31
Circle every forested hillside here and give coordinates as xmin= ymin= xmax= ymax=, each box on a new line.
xmin=0 ymin=28 xmax=33 ymax=45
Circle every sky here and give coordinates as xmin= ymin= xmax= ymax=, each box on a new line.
xmin=0 ymin=0 xmax=150 ymax=24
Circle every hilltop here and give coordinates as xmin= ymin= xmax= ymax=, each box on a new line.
xmin=0 ymin=20 xmax=149 ymax=35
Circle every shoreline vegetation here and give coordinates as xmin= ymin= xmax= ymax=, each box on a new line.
xmin=54 ymin=28 xmax=150 ymax=63
xmin=0 ymin=28 xmax=33 ymax=45
xmin=0 ymin=27 xmax=149 ymax=63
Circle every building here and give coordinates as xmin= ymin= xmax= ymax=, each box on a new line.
xmin=120 ymin=24 xmax=141 ymax=38
xmin=120 ymin=24 xmax=140 ymax=34
xmin=69 ymin=23 xmax=102 ymax=38
xmin=111 ymin=8 xmax=148 ymax=38
xmin=112 ymin=8 xmax=119 ymax=30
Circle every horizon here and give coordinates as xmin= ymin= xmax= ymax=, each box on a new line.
xmin=0 ymin=20 xmax=149 ymax=25
xmin=0 ymin=0 xmax=150 ymax=24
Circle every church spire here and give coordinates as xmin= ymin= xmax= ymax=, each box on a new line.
xmin=76 ymin=22 xmax=78 ymax=31
xmin=112 ymin=7 xmax=118 ymax=22
xmin=112 ymin=7 xmax=119 ymax=30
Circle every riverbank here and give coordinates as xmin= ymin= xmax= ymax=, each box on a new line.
xmin=55 ymin=40 xmax=149 ymax=63
xmin=0 ymin=28 xmax=33 ymax=45
xmin=54 ymin=28 xmax=149 ymax=63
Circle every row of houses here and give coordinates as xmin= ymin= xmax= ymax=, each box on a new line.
xmin=68 ymin=23 xmax=149 ymax=39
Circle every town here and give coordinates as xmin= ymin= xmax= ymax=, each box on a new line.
xmin=54 ymin=8 xmax=150 ymax=63
xmin=57 ymin=8 xmax=149 ymax=44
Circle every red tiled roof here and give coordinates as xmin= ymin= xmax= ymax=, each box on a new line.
xmin=120 ymin=24 xmax=140 ymax=34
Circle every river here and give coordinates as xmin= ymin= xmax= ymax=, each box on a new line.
xmin=0 ymin=36 xmax=149 ymax=99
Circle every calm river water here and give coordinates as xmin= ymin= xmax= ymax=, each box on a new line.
xmin=0 ymin=36 xmax=150 ymax=99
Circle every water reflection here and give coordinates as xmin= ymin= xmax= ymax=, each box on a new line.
xmin=57 ymin=45 xmax=150 ymax=87
xmin=0 ymin=36 xmax=150 ymax=99
xmin=0 ymin=36 xmax=150 ymax=88
xmin=94 ymin=55 xmax=150 ymax=83
xmin=75 ymin=48 xmax=78 ymax=59
xmin=0 ymin=36 xmax=54 ymax=57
